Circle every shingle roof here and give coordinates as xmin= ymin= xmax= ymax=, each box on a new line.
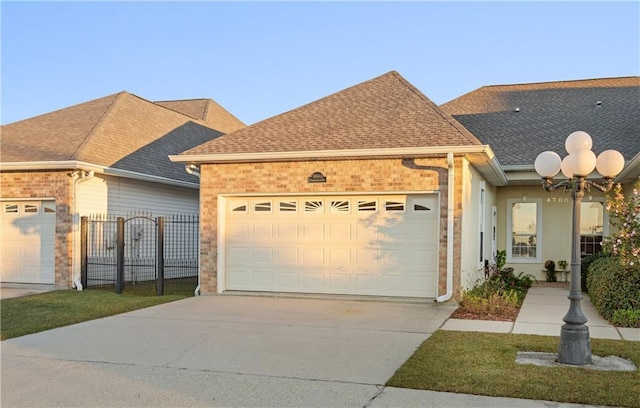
xmin=154 ymin=98 xmax=245 ymax=134
xmin=1 ymin=92 xmax=244 ymax=182
xmin=181 ymin=71 xmax=482 ymax=157
xmin=441 ymin=77 xmax=640 ymax=167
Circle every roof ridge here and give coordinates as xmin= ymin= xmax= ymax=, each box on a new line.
xmin=389 ymin=71 xmax=482 ymax=146
xmin=70 ymin=91 xmax=129 ymax=160
xmin=479 ymin=76 xmax=640 ymax=91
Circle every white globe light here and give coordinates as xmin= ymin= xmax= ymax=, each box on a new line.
xmin=568 ymin=149 xmax=597 ymax=176
xmin=534 ymin=151 xmax=562 ymax=178
xmin=560 ymin=156 xmax=574 ymax=178
xmin=596 ymin=150 xmax=625 ymax=177
xmin=565 ymin=131 xmax=593 ymax=154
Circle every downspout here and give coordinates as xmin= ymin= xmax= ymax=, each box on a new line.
xmin=70 ymin=169 xmax=94 ymax=291
xmin=185 ymin=164 xmax=202 ymax=296
xmin=436 ymin=153 xmax=455 ymax=302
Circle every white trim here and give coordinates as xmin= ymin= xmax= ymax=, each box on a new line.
xmin=170 ymin=145 xmax=494 ymax=163
xmin=478 ymin=181 xmax=486 ymax=269
xmin=215 ymin=190 xmax=439 ymax=198
xmin=0 ymin=197 xmax=56 ymax=202
xmin=0 ymin=161 xmax=199 ymax=189
xmin=506 ymin=198 xmax=543 ymax=264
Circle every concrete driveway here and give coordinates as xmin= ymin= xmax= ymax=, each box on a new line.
xmin=1 ymin=294 xmax=455 ymax=407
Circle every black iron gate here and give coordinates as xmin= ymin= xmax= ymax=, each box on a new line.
xmin=81 ymin=212 xmax=198 ymax=295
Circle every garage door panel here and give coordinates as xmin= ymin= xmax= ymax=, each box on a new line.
xmin=277 ymin=223 xmax=298 ymax=239
xmin=276 ymin=271 xmax=298 ymax=288
xmin=277 ymin=248 xmax=298 ymax=264
xmin=328 ymin=248 xmax=350 ymax=264
xmin=302 ymin=223 xmax=324 ymax=240
xmin=301 ymin=271 xmax=324 ymax=289
xmin=302 ymin=248 xmax=324 ymax=264
xmin=225 ymin=194 xmax=439 ymax=298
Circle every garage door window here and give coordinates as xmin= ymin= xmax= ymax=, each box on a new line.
xmin=4 ymin=204 xmax=18 ymax=213
xmin=385 ymin=200 xmax=405 ymax=211
xmin=25 ymin=204 xmax=38 ymax=213
xmin=330 ymin=200 xmax=350 ymax=213
xmin=358 ymin=200 xmax=377 ymax=212
xmin=254 ymin=202 xmax=272 ymax=212
xmin=305 ymin=200 xmax=323 ymax=213
xmin=279 ymin=201 xmax=297 ymax=212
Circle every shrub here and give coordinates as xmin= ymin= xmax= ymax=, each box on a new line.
xmin=581 ymin=252 xmax=608 ymax=293
xmin=611 ymin=309 xmax=640 ymax=328
xmin=586 ymin=257 xmax=640 ymax=323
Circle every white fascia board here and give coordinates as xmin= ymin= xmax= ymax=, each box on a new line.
xmin=0 ymin=161 xmax=199 ymax=189
xmin=169 ymin=145 xmax=493 ymax=163
xmin=615 ymin=152 xmax=640 ymax=184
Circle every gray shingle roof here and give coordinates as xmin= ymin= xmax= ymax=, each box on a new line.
xmin=154 ymin=98 xmax=245 ymax=134
xmin=441 ymin=77 xmax=640 ymax=167
xmin=1 ymin=92 xmax=244 ymax=182
xmin=182 ymin=71 xmax=482 ymax=157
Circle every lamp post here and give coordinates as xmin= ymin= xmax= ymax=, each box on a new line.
xmin=534 ymin=131 xmax=624 ymax=366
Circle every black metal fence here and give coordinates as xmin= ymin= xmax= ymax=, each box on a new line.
xmin=81 ymin=212 xmax=199 ymax=295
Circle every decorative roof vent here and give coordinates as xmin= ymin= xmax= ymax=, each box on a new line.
xmin=596 ymin=101 xmax=602 ymax=107
xmin=514 ymin=107 xmax=520 ymax=113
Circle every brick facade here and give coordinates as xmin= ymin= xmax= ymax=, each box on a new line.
xmin=1 ymin=170 xmax=74 ymax=287
xmin=199 ymin=156 xmax=464 ymax=297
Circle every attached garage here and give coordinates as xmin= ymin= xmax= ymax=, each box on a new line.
xmin=222 ymin=194 xmax=439 ymax=297
xmin=1 ymin=200 xmax=56 ymax=284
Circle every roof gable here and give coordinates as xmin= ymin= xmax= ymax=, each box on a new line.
xmin=442 ymin=77 xmax=640 ymax=167
xmin=182 ymin=71 xmax=482 ymax=157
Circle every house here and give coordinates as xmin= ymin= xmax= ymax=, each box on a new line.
xmin=172 ymin=72 xmax=639 ymax=299
xmin=442 ymin=76 xmax=640 ymax=281
xmin=0 ymin=92 xmax=244 ymax=288
xmin=171 ymin=71 xmax=506 ymax=299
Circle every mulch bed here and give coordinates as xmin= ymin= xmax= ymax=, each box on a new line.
xmin=450 ymin=281 xmax=570 ymax=322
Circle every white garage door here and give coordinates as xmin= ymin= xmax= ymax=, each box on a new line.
xmin=224 ymin=194 xmax=439 ymax=297
xmin=1 ymin=201 xmax=56 ymax=284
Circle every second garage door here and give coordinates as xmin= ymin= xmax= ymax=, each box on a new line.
xmin=224 ymin=194 xmax=439 ymax=298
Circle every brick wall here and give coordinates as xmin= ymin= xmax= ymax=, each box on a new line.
xmin=199 ymin=156 xmax=464 ymax=297
xmin=1 ymin=170 xmax=73 ymax=287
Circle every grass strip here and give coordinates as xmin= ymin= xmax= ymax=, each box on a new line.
xmin=387 ymin=330 xmax=640 ymax=408
xmin=1 ymin=289 xmax=191 ymax=340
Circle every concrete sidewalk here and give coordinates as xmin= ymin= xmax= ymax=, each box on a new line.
xmin=441 ymin=284 xmax=640 ymax=341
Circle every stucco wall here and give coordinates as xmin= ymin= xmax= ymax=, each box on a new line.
xmin=199 ymin=157 xmax=464 ymax=297
xmin=496 ymin=185 xmax=609 ymax=281
xmin=1 ymin=170 xmax=74 ymax=287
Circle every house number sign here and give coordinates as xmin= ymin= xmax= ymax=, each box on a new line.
xmin=546 ymin=197 xmax=570 ymax=203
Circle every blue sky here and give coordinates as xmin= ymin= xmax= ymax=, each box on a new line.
xmin=2 ymin=1 xmax=638 ymax=126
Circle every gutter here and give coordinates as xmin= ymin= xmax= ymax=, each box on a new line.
xmin=169 ymin=145 xmax=497 ymax=163
xmin=436 ymin=152 xmax=455 ymax=303
xmin=70 ymin=169 xmax=95 ymax=290
xmin=184 ymin=164 xmax=202 ymax=296
xmin=0 ymin=161 xmax=199 ymax=189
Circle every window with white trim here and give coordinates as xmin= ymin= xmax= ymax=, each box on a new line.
xmin=479 ymin=182 xmax=486 ymax=266
xmin=507 ymin=198 xmax=542 ymax=263
xmin=580 ymin=200 xmax=606 ymax=256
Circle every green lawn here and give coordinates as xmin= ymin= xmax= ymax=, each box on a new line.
xmin=1 ymin=288 xmax=191 ymax=340
xmin=388 ymin=330 xmax=640 ymax=408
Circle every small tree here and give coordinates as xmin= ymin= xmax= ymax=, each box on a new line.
xmin=602 ymin=183 xmax=640 ymax=267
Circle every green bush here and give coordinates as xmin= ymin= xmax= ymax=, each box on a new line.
xmin=582 ymin=252 xmax=609 ymax=293
xmin=586 ymin=257 xmax=640 ymax=324
xmin=611 ymin=309 xmax=640 ymax=328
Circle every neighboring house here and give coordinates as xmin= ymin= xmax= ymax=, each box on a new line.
xmin=171 ymin=71 xmax=506 ymax=299
xmin=442 ymin=77 xmax=640 ymax=281
xmin=0 ymin=92 xmax=244 ymax=288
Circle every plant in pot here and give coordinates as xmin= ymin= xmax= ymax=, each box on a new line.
xmin=544 ymin=260 xmax=557 ymax=282
xmin=558 ymin=259 xmax=568 ymax=282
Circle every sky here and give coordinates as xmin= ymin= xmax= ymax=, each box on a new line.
xmin=1 ymin=1 xmax=639 ymax=126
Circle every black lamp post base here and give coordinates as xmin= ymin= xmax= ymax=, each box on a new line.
xmin=557 ymin=325 xmax=593 ymax=365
